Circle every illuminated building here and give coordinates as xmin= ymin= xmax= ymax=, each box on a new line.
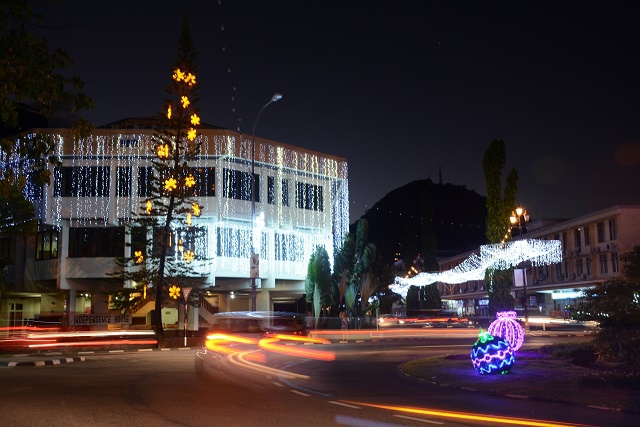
xmin=0 ymin=118 xmax=349 ymax=329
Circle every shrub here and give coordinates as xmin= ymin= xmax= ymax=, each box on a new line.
xmin=538 ymin=341 xmax=597 ymax=367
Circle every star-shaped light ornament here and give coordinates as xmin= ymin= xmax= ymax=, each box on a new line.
xmin=164 ymin=177 xmax=177 ymax=191
xmin=185 ymin=174 xmax=195 ymax=188
xmin=145 ymin=200 xmax=152 ymax=214
xmin=181 ymin=96 xmax=190 ymax=109
xmin=167 ymin=105 xmax=172 ymax=119
xmin=184 ymin=73 xmax=196 ymax=86
xmin=186 ymin=212 xmax=192 ymax=226
xmin=190 ymin=114 xmax=200 ymax=126
xmin=173 ymin=68 xmax=185 ymax=82
xmin=157 ymin=144 xmax=169 ymax=158
xmin=134 ymin=251 xmax=144 ymax=264
xmin=187 ymin=128 xmax=197 ymax=141
xmin=183 ymin=250 xmax=195 ymax=263
xmin=169 ymin=285 xmax=181 ymax=299
xmin=192 ymin=203 xmax=201 ymax=216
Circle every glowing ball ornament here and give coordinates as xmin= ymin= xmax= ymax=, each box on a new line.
xmin=488 ymin=310 xmax=525 ymax=351
xmin=470 ymin=328 xmax=515 ymax=375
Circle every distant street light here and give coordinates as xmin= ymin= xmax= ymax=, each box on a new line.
xmin=250 ymin=93 xmax=283 ymax=311
xmin=510 ymin=206 xmax=530 ymax=331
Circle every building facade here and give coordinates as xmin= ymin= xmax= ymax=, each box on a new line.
xmin=0 ymin=119 xmax=349 ymax=329
xmin=436 ymin=205 xmax=640 ymax=319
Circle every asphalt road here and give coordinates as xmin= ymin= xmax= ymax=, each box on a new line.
xmin=2 ymin=334 xmax=639 ymax=427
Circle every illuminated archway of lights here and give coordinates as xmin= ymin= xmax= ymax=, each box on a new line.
xmin=390 ymin=239 xmax=562 ymax=298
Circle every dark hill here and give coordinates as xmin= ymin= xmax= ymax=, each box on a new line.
xmin=352 ymin=179 xmax=487 ymax=266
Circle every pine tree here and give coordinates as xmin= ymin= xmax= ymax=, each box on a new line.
xmin=482 ymin=139 xmax=518 ymax=315
xmin=107 ymin=15 xmax=206 ymax=343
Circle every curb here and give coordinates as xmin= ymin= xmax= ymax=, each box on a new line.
xmin=1 ymin=356 xmax=86 ymax=367
xmin=0 ymin=346 xmax=197 ymax=367
xmin=398 ymin=366 xmax=628 ymax=414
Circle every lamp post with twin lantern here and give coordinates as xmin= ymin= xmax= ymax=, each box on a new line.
xmin=510 ymin=206 xmax=530 ymax=331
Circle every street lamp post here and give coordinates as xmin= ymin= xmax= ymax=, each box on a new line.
xmin=250 ymin=93 xmax=283 ymax=311
xmin=510 ymin=206 xmax=530 ymax=331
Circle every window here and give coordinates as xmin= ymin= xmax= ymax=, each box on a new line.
xmin=0 ymin=237 xmax=15 ymax=264
xmin=609 ymin=218 xmax=617 ymax=240
xmin=68 ymin=227 xmax=124 ymax=257
xmin=35 ymin=228 xmax=58 ymax=260
xmin=119 ymin=138 xmax=139 ymax=148
xmin=282 ymin=179 xmax=290 ymax=207
xmin=573 ymin=229 xmax=581 ymax=248
xmin=53 ymin=166 xmax=110 ymax=197
xmin=597 ymin=222 xmax=605 ymax=243
xmin=612 ymin=252 xmax=619 ymax=273
xmin=599 ymin=254 xmax=608 ymax=274
xmin=138 ymin=167 xmax=154 ymax=197
xmin=216 ymin=227 xmax=251 ymax=258
xmin=190 ymin=166 xmax=215 ymax=197
xmin=575 ymin=258 xmax=583 ymax=275
xmin=117 ymin=166 xmax=132 ymax=197
xmin=130 ymin=226 xmax=148 ymax=257
xmin=274 ymin=233 xmax=304 ymax=261
xmin=154 ymin=227 xmax=207 ymax=259
xmin=586 ymin=257 xmax=592 ymax=275
xmin=267 ymin=177 xmax=290 ymax=206
xmin=268 ymin=176 xmax=276 ymax=205
xmin=296 ymin=182 xmax=324 ymax=211
xmin=584 ymin=226 xmax=591 ymax=247
xmin=223 ymin=168 xmax=259 ymax=202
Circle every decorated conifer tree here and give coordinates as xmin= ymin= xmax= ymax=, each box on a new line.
xmin=108 ymin=15 xmax=206 ymax=343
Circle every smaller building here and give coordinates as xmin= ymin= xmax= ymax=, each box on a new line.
xmin=435 ymin=205 xmax=640 ymax=319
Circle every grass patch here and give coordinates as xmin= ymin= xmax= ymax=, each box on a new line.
xmin=401 ymin=347 xmax=640 ymax=412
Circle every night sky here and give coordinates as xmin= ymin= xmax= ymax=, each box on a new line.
xmin=33 ymin=0 xmax=640 ymax=224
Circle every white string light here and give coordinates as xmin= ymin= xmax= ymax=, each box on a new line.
xmin=391 ymin=239 xmax=563 ymax=298
xmin=9 ymin=129 xmax=349 ymax=281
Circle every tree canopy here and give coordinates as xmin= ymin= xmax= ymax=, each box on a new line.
xmin=1 ymin=0 xmax=93 ymax=303
xmin=482 ymin=139 xmax=518 ymax=314
xmin=1 ymin=1 xmax=93 ymax=232
xmin=578 ymin=245 xmax=640 ymax=374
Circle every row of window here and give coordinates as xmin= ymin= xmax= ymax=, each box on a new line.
xmin=539 ymin=252 xmax=620 ymax=280
xmin=52 ymin=166 xmax=324 ymax=211
xmin=26 ymin=227 xmax=306 ymax=262
xmin=571 ymin=218 xmax=617 ymax=248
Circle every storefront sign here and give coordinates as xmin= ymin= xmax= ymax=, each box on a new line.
xmin=69 ymin=313 xmax=131 ymax=326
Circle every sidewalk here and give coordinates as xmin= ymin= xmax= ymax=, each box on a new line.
xmin=0 ymin=335 xmax=202 ymax=367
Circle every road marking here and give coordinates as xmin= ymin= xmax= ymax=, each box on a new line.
xmin=335 ymin=415 xmax=406 ymax=426
xmin=506 ymin=394 xmax=530 ymax=399
xmin=290 ymin=389 xmax=310 ymax=397
xmin=394 ymin=414 xmax=444 ymax=424
xmin=329 ymin=401 xmax=361 ymax=409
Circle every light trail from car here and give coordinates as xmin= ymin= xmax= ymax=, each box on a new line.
xmin=342 ymin=400 xmax=596 ymax=427
xmin=258 ymin=334 xmax=336 ymax=361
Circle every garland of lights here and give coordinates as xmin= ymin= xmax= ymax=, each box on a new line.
xmin=390 ymin=239 xmax=563 ymax=298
